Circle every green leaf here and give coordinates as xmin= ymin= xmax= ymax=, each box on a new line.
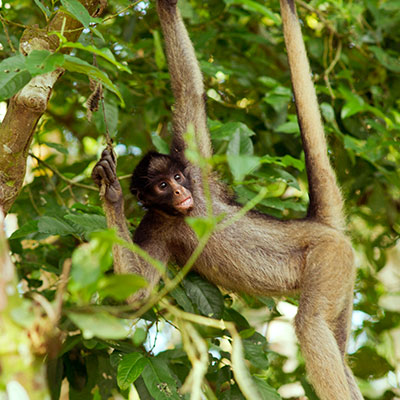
xmin=227 ymin=130 xmax=254 ymax=156
xmin=252 ymin=376 xmax=281 ymax=399
xmin=151 ymin=132 xmax=169 ymax=154
xmin=25 ymin=50 xmax=64 ymax=76
xmin=64 ymin=213 xmax=107 ymax=237
xmin=227 ymin=154 xmax=261 ymax=181
xmin=0 ymin=54 xmax=31 ymax=101
xmin=183 ymin=274 xmax=224 ymax=319
xmin=43 ymin=141 xmax=69 ymax=155
xmin=170 ymin=285 xmax=195 ymax=313
xmin=224 ymin=0 xmax=281 ymax=24
xmin=60 ymin=0 xmax=101 ymax=29
xmin=152 ymin=30 xmax=166 ymax=70
xmin=10 ymin=300 xmax=36 ymax=328
xmin=260 ymin=154 xmax=304 ymax=171
xmin=275 ymin=121 xmax=300 ymax=134
xmin=185 ymin=216 xmax=216 ymax=239
xmin=97 ymin=274 xmax=147 ymax=301
xmin=133 ymin=328 xmax=147 ymax=346
xmin=9 ymin=220 xmax=39 ymax=239
xmin=61 ymin=42 xmax=131 ymax=73
xmin=339 ymin=86 xmax=366 ymax=119
xmin=67 ymin=311 xmax=130 ymax=339
xmin=117 ymin=353 xmax=149 ymax=390
xmin=320 ymin=102 xmax=335 ymax=123
xmin=37 ymin=216 xmax=75 ymax=236
xmin=211 ymin=121 xmax=255 ymax=142
xmin=70 ymin=238 xmax=113 ymax=289
xmin=63 ymin=55 xmax=125 ymax=106
xmin=263 ymin=86 xmax=292 ymax=111
xmin=231 ymin=334 xmax=262 ymax=400
xmin=34 ymin=0 xmax=51 ymax=17
xmin=141 ymin=358 xmax=182 ymax=400
xmin=243 ymin=332 xmax=269 ymax=369
xmin=351 ymin=346 xmax=393 ymax=379
xmin=369 ymin=46 xmax=400 ymax=73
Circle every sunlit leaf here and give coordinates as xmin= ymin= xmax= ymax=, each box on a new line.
xmin=67 ymin=311 xmax=130 ymax=340
xmin=63 ymin=55 xmax=125 ymax=106
xmin=97 ymin=274 xmax=147 ymax=300
xmin=224 ymin=0 xmax=281 ymax=24
xmin=25 ymin=50 xmax=64 ymax=76
xmin=0 ymin=54 xmax=31 ymax=101
xmin=60 ymin=0 xmax=101 ymax=29
xmin=227 ymin=154 xmax=261 ymax=181
xmin=61 ymin=42 xmax=131 ymax=73
xmin=152 ymin=30 xmax=166 ymax=70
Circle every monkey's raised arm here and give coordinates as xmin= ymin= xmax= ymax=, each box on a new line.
xmin=280 ymin=0 xmax=345 ymax=230
xmin=92 ymin=149 xmax=168 ymax=302
xmin=157 ymin=0 xmax=212 ymax=160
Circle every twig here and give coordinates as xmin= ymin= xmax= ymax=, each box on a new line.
xmin=27 ymin=185 xmax=42 ymax=215
xmin=102 ymin=0 xmax=142 ymax=24
xmin=324 ymin=39 xmax=342 ymax=99
xmin=0 ymin=13 xmax=16 ymax=52
xmin=30 ymin=153 xmax=99 ymax=192
xmin=54 ymin=259 xmax=72 ymax=325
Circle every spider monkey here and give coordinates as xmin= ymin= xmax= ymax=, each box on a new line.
xmin=92 ymin=0 xmax=363 ymax=399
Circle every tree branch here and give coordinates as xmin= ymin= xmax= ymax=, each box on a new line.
xmin=0 ymin=0 xmax=105 ymax=214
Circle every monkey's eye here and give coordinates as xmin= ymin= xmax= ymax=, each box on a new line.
xmin=159 ymin=182 xmax=168 ymax=190
xmin=174 ymin=174 xmax=181 ymax=181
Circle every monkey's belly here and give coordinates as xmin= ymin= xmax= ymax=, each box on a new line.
xmin=172 ymin=223 xmax=304 ymax=296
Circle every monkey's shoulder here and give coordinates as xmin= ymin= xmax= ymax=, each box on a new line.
xmin=133 ymin=210 xmax=193 ymax=246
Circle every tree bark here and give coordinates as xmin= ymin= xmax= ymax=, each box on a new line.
xmin=0 ymin=0 xmax=104 ymax=213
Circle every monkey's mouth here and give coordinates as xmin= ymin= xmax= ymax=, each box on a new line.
xmin=175 ymin=196 xmax=194 ymax=212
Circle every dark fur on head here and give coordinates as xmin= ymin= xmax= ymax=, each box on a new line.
xmin=130 ymin=151 xmax=192 ymax=215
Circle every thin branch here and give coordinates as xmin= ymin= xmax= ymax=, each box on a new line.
xmin=30 ymin=154 xmax=99 ymax=192
xmin=102 ymin=0 xmax=142 ymax=24
xmin=0 ymin=13 xmax=16 ymax=52
xmin=54 ymin=259 xmax=71 ymax=325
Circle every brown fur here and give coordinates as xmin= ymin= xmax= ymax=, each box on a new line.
xmin=91 ymin=1 xmax=363 ymax=399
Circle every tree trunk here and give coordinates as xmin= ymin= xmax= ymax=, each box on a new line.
xmin=0 ymin=0 xmax=104 ymax=213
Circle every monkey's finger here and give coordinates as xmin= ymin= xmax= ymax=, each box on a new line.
xmin=92 ymin=164 xmax=111 ymax=186
xmin=101 ymin=148 xmax=117 ymax=164
xmin=96 ymin=159 xmax=117 ymax=183
xmin=101 ymin=153 xmax=117 ymax=171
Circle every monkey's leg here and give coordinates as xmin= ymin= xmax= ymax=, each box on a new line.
xmin=295 ymin=236 xmax=356 ymax=400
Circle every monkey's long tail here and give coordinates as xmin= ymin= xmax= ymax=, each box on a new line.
xmin=280 ymin=0 xmax=346 ymax=231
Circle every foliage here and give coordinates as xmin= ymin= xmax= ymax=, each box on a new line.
xmin=1 ymin=0 xmax=399 ymax=399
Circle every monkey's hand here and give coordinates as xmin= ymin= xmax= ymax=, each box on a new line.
xmin=92 ymin=148 xmax=123 ymax=204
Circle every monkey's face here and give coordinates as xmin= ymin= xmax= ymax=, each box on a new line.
xmin=141 ymin=170 xmax=194 ymax=216
xmin=131 ymin=151 xmax=194 ymax=216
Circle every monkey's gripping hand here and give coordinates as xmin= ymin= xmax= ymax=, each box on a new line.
xmin=92 ymin=148 xmax=123 ymax=204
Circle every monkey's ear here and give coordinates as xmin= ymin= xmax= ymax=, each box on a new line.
xmin=135 ymin=190 xmax=144 ymax=203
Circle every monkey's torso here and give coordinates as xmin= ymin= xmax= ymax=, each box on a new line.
xmin=134 ymin=172 xmax=345 ymax=297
